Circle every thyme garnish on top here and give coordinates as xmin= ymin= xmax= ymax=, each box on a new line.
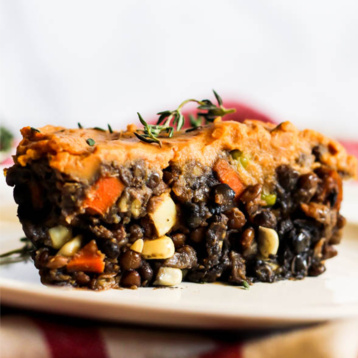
xmin=135 ymin=90 xmax=236 ymax=147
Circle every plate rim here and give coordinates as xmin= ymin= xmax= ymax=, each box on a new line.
xmin=2 ymin=274 xmax=358 ymax=329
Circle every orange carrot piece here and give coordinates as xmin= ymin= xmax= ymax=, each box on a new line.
xmin=83 ymin=176 xmax=124 ymax=215
xmin=67 ymin=240 xmax=105 ymax=273
xmin=213 ymin=159 xmax=246 ymax=199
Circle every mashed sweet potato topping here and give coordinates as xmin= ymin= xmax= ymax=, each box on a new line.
xmin=15 ymin=120 xmax=357 ymax=185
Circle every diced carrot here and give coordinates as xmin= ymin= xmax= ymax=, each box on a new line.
xmin=213 ymin=159 xmax=246 ymax=199
xmin=83 ymin=176 xmax=124 ymax=215
xmin=67 ymin=240 xmax=105 ymax=273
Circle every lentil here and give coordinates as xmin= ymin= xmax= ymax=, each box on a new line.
xmin=121 ymin=270 xmax=141 ymax=288
xmin=119 ymin=250 xmax=142 ymax=271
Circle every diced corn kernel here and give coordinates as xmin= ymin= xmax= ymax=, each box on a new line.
xmin=258 ymin=227 xmax=279 ymax=258
xmin=130 ymin=239 xmax=144 ymax=253
xmin=153 ymin=267 xmax=182 ymax=286
xmin=149 ymin=192 xmax=177 ymax=237
xmin=118 ymin=196 xmax=128 ymax=212
xmin=131 ymin=199 xmax=141 ymax=218
xmin=142 ymin=236 xmax=175 ymax=260
xmin=58 ymin=235 xmax=82 ymax=257
xmin=48 ymin=225 xmax=72 ymax=249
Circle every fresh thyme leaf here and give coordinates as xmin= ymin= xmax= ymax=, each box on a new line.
xmin=168 ymin=126 xmax=174 ymax=137
xmin=157 ymin=110 xmax=171 ymax=116
xmin=134 ymin=132 xmax=161 ymax=146
xmin=242 ymin=280 xmax=250 ymax=290
xmin=213 ymin=89 xmax=223 ymax=106
xmin=189 ymin=114 xmax=203 ymax=128
xmin=137 ymin=112 xmax=147 ymax=127
xmin=177 ymin=113 xmax=184 ymax=131
xmin=136 ymin=113 xmax=171 ymax=147
xmin=157 ymin=113 xmax=169 ymax=125
xmin=86 ymin=138 xmax=95 ymax=146
xmin=0 ymin=237 xmax=33 ymax=265
xmin=135 ymin=90 xmax=236 ymax=147
xmin=31 ymin=127 xmax=40 ymax=133
xmin=78 ymin=122 xmax=83 ymax=129
xmin=108 ymin=124 xmax=113 ymax=133
xmin=185 ymin=126 xmax=202 ymax=133
xmin=197 ymin=104 xmax=217 ymax=110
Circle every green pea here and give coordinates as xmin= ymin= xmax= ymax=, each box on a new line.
xmin=230 ymin=149 xmax=242 ymax=160
xmin=240 ymin=155 xmax=249 ymax=169
xmin=230 ymin=150 xmax=250 ymax=169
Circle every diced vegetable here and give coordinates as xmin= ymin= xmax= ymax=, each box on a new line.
xmin=148 ymin=192 xmax=177 ymax=237
xmin=83 ymin=177 xmax=124 ymax=216
xmin=46 ymin=255 xmax=69 ymax=269
xmin=153 ymin=267 xmax=182 ymax=286
xmin=213 ymin=159 xmax=245 ymax=198
xmin=58 ymin=235 xmax=82 ymax=257
xmin=239 ymin=155 xmax=249 ymax=169
xmin=130 ymin=239 xmax=144 ymax=253
xmin=131 ymin=199 xmax=141 ymax=218
xmin=230 ymin=150 xmax=249 ymax=169
xmin=142 ymin=236 xmax=175 ymax=260
xmin=118 ymin=195 xmax=128 ymax=212
xmin=67 ymin=240 xmax=105 ymax=273
xmin=258 ymin=227 xmax=279 ymax=258
xmin=230 ymin=149 xmax=242 ymax=160
xmin=49 ymin=225 xmax=72 ymax=249
xmin=261 ymin=193 xmax=277 ymax=206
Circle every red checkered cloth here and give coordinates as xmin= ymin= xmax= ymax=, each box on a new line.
xmin=1 ymin=312 xmax=358 ymax=358
xmin=1 ymin=101 xmax=358 ymax=358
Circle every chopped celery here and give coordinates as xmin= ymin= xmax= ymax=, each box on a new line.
xmin=262 ymin=193 xmax=277 ymax=206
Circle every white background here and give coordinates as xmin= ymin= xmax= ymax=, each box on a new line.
xmin=1 ymin=0 xmax=358 ymax=139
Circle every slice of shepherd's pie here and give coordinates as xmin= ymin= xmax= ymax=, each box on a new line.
xmin=4 ymin=95 xmax=357 ymax=290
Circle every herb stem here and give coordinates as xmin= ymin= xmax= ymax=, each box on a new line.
xmin=0 ymin=238 xmax=33 ymax=265
xmin=0 ymin=248 xmax=25 ymax=258
xmin=177 ymin=98 xmax=202 ymax=111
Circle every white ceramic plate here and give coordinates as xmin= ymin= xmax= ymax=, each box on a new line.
xmin=1 ymin=180 xmax=358 ymax=329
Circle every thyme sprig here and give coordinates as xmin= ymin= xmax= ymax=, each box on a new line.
xmin=135 ymin=90 xmax=235 ymax=146
xmin=0 ymin=237 xmax=34 ymax=265
xmin=134 ymin=113 xmax=174 ymax=147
